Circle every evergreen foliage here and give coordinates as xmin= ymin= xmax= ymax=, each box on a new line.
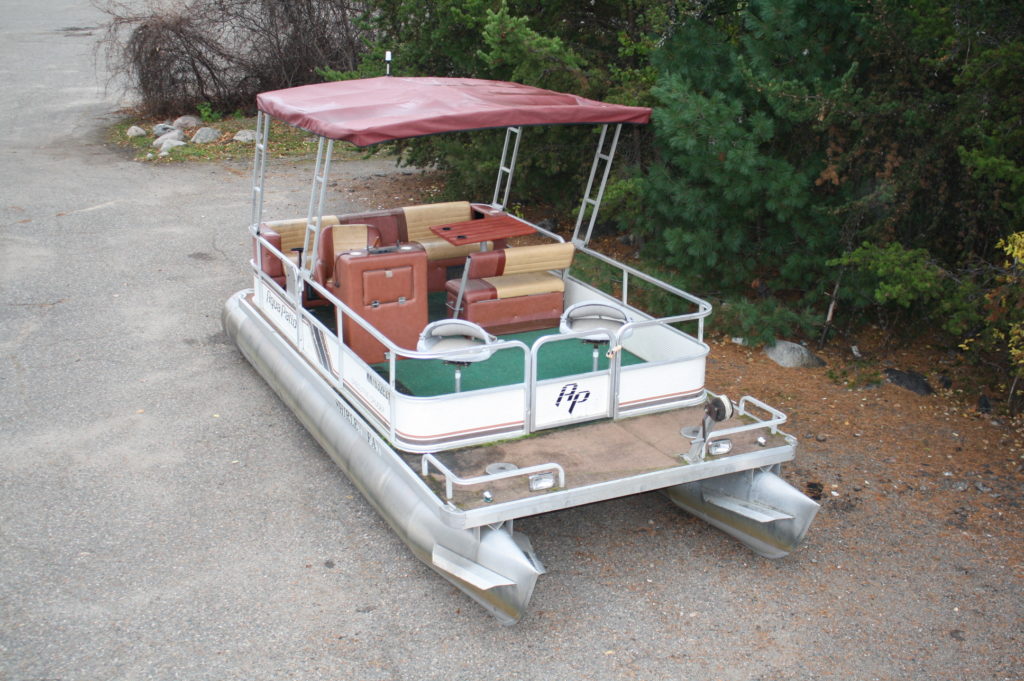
xmin=102 ymin=0 xmax=1024 ymax=410
xmin=320 ymin=0 xmax=1023 ymax=410
xmin=640 ymin=0 xmax=861 ymax=296
xmin=320 ymin=0 xmax=667 ymax=210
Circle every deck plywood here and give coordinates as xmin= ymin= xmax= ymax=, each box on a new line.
xmin=414 ymin=406 xmax=789 ymax=510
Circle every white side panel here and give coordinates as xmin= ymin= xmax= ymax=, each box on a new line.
xmin=255 ymin=278 xmax=298 ymax=338
xmin=533 ymin=374 xmax=611 ymax=429
xmin=618 ymin=360 xmax=704 ymax=411
xmin=392 ymin=388 xmax=526 ymax=449
xmin=339 ymin=345 xmax=393 ymax=426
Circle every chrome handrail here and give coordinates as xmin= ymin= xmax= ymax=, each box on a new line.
xmin=421 ymin=454 xmax=565 ymax=501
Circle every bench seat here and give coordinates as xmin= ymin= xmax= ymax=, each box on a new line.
xmin=446 ymin=242 xmax=574 ymax=334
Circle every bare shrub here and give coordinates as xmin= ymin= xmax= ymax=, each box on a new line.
xmin=96 ymin=0 xmax=370 ymax=117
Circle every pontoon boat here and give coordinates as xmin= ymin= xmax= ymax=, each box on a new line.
xmin=222 ymin=76 xmax=819 ymax=623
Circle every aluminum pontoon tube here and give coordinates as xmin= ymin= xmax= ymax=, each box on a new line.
xmin=222 ymin=291 xmax=543 ymax=623
xmin=663 ymin=467 xmax=820 ymax=559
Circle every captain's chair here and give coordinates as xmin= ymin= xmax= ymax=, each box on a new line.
xmin=417 ymin=319 xmax=497 ymax=392
xmin=559 ymin=302 xmax=635 ymax=371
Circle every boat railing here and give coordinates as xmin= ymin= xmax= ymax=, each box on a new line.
xmin=421 ymin=455 xmax=566 ymax=501
xmin=569 ymin=241 xmax=712 ymax=342
xmin=711 ymin=394 xmax=789 ymax=436
xmin=250 ymin=221 xmax=711 ymax=447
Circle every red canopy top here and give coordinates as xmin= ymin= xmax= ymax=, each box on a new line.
xmin=257 ymin=77 xmax=651 ymax=147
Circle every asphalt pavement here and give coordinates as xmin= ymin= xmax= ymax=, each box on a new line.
xmin=1 ymin=3 xmax=1020 ymax=681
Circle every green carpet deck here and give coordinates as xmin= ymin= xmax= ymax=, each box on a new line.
xmin=374 ymin=327 xmax=645 ymax=397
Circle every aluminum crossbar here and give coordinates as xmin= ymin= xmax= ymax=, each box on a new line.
xmin=301 ymin=137 xmax=335 ymax=274
xmin=572 ymin=124 xmax=622 ymax=246
xmin=491 ymin=126 xmax=522 ymax=209
xmin=249 ymin=112 xmax=271 ymax=272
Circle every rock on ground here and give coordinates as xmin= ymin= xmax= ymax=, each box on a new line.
xmin=158 ymin=139 xmax=187 ymax=155
xmin=125 ymin=125 xmax=146 ymax=138
xmin=764 ymin=339 xmax=826 ymax=368
xmin=173 ymin=115 xmax=201 ymax=129
xmin=233 ymin=129 xmax=259 ymax=143
xmin=884 ymin=368 xmax=934 ymax=395
xmin=152 ymin=129 xmax=184 ymax=147
xmin=191 ymin=127 xmax=220 ymax=144
xmin=152 ymin=123 xmax=175 ymax=136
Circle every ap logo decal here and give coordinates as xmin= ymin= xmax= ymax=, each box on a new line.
xmin=555 ymin=383 xmax=590 ymax=414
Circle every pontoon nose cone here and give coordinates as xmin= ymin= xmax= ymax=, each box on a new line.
xmin=432 ymin=527 xmax=544 ymax=624
xmin=664 ymin=468 xmax=819 ymax=559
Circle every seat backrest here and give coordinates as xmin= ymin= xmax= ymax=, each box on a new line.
xmin=257 ymin=216 xmax=340 ymax=278
xmin=264 ymin=216 xmax=340 ymax=251
xmin=328 ymin=208 xmax=404 ymax=246
xmin=502 ymin=242 xmax=575 ymax=275
xmin=315 ymin=223 xmax=376 ymax=285
xmin=467 ymin=241 xmax=575 ymax=279
xmin=332 ymin=223 xmax=372 ymax=253
xmin=402 ymin=201 xmax=472 ymax=242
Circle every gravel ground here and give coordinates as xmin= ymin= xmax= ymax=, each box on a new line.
xmin=1 ymin=2 xmax=1021 ymax=680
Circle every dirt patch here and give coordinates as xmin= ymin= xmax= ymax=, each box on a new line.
xmin=708 ymin=337 xmax=1023 ymax=537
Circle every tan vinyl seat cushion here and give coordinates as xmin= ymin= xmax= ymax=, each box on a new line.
xmin=402 ymin=201 xmax=472 ymax=241
xmin=332 ymin=223 xmax=371 ymax=253
xmin=403 ymin=202 xmax=490 ymax=261
xmin=500 ymin=241 xmax=575 ymax=274
xmin=482 ymin=272 xmax=566 ymax=299
xmin=265 ymin=216 xmax=341 ymax=253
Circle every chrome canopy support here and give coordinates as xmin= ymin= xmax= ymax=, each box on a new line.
xmin=302 ymin=136 xmax=335 ymax=274
xmin=492 ymin=126 xmax=522 ymax=210
xmin=250 ymin=112 xmax=271 ymax=271
xmin=572 ymin=123 xmax=622 ymax=247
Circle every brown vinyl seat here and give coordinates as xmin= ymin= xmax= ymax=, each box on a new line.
xmin=445 ymin=241 xmax=575 ymax=334
xmin=256 ymin=216 xmax=341 ymax=288
xmin=314 ymin=223 xmax=381 ymax=287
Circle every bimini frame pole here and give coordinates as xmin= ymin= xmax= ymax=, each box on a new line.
xmin=250 ymin=111 xmax=271 ymax=271
xmin=301 ymin=136 xmax=335 ymax=274
xmin=571 ymin=123 xmax=622 ymax=247
xmin=492 ymin=126 xmax=522 ymax=210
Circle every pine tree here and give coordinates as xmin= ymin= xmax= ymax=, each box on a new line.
xmin=639 ymin=0 xmax=862 ymax=296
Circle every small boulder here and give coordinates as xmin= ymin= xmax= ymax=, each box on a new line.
xmin=883 ymin=368 xmax=933 ymax=395
xmin=191 ymin=127 xmax=221 ymax=144
xmin=173 ymin=115 xmax=202 ymax=129
xmin=233 ymin=129 xmax=259 ymax=143
xmin=764 ymin=340 xmax=825 ymax=368
xmin=126 ymin=125 xmax=147 ymax=138
xmin=152 ymin=123 xmax=175 ymax=136
xmin=152 ymin=129 xmax=185 ymax=147
xmin=158 ymin=139 xmax=187 ymax=154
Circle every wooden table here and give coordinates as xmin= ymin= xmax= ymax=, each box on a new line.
xmin=429 ymin=214 xmax=536 ymax=246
